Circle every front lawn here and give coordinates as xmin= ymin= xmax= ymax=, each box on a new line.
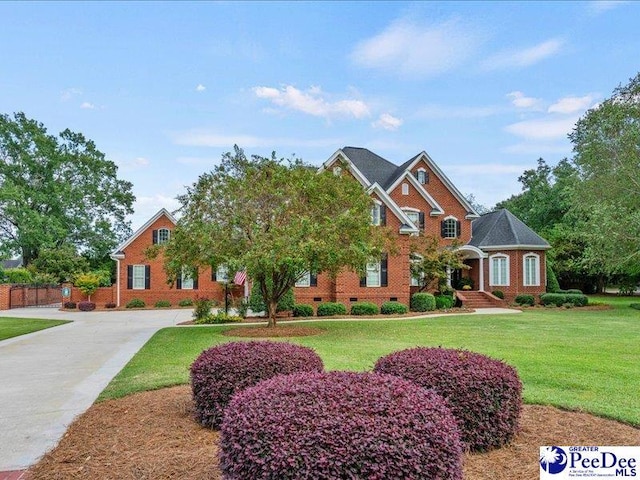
xmin=99 ymin=297 xmax=640 ymax=426
xmin=0 ymin=317 xmax=70 ymax=341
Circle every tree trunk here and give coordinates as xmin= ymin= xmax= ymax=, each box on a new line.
xmin=267 ymin=300 xmax=278 ymax=328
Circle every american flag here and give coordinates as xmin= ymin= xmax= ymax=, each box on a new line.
xmin=233 ymin=270 xmax=247 ymax=285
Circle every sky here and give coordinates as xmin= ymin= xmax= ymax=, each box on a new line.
xmin=1 ymin=1 xmax=639 ymax=230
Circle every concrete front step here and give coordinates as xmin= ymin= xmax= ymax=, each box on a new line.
xmin=456 ymin=291 xmax=506 ymax=308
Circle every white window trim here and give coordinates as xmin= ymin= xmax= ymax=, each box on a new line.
xmin=416 ymin=168 xmax=427 ymax=184
xmin=295 ymin=271 xmax=311 ymax=287
xmin=489 ymin=254 xmax=510 ymax=287
xmin=371 ymin=199 xmax=382 ymax=226
xmin=443 ymin=215 xmax=459 ymax=239
xmin=410 ymin=253 xmax=424 ymax=287
xmin=401 ymin=183 xmax=409 ymax=195
xmin=132 ymin=264 xmax=146 ymax=290
xmin=366 ymin=261 xmax=381 ymax=287
xmin=523 ymin=253 xmax=540 ymax=286
xmin=157 ymin=227 xmax=170 ymax=244
xmin=403 ymin=208 xmax=420 ymax=229
xmin=181 ymin=267 xmax=194 ymax=290
xmin=216 ymin=265 xmax=229 ymax=283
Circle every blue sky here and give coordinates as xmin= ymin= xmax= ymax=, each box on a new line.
xmin=1 ymin=1 xmax=639 ymax=229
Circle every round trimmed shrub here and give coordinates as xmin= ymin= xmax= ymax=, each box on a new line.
xmin=374 ymin=347 xmax=522 ymax=451
xmin=492 ymin=290 xmax=505 ymax=299
xmin=350 ymin=301 xmax=379 ymax=316
xmin=292 ymin=304 xmax=314 ymax=317
xmin=514 ymin=294 xmax=535 ymax=306
xmin=190 ymin=341 xmax=324 ymax=429
xmin=410 ymin=292 xmax=436 ymax=312
xmin=78 ymin=301 xmax=96 ymax=312
xmin=380 ymin=301 xmax=408 ymax=315
xmin=105 ymin=302 xmax=116 ymax=309
xmin=220 ymin=371 xmax=463 ymax=479
xmin=435 ymin=294 xmax=454 ymax=309
xmin=126 ymin=298 xmax=145 ymax=308
xmin=316 ymin=301 xmax=347 ymax=316
xmin=154 ymin=299 xmax=171 ymax=308
xmin=63 ymin=301 xmax=77 ymax=309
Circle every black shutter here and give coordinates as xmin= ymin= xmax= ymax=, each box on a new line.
xmin=418 ymin=212 xmax=425 ymax=231
xmin=456 ymin=220 xmax=462 ymax=238
xmin=211 ymin=266 xmax=217 ymax=281
xmin=440 ymin=220 xmax=446 ymax=238
xmin=425 ymin=172 xmax=430 ymax=184
xmin=360 ymin=273 xmax=366 ymax=287
xmin=127 ymin=265 xmax=133 ymax=289
xmin=414 ymin=171 xmax=419 ymax=180
xmin=144 ymin=266 xmax=151 ymax=289
xmin=380 ymin=205 xmax=386 ymax=226
xmin=193 ymin=273 xmax=199 ymax=290
xmin=152 ymin=230 xmax=158 ymax=244
xmin=381 ymin=254 xmax=388 ymax=287
xmin=176 ymin=275 xmax=182 ymax=289
xmin=310 ymin=272 xmax=317 ymax=287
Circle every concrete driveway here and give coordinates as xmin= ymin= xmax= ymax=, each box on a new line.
xmin=0 ymin=307 xmax=192 ymax=472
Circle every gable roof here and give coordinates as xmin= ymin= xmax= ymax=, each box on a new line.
xmin=1 ymin=258 xmax=22 ymax=269
xmin=110 ymin=208 xmax=177 ymax=259
xmin=469 ymin=209 xmax=550 ymax=250
xmin=341 ymin=147 xmax=400 ymax=188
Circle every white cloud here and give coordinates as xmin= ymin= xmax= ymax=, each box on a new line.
xmin=80 ymin=102 xmax=95 ymax=110
xmin=60 ymin=88 xmax=82 ymax=102
xmin=196 ymin=84 xmax=206 ymax=92
xmin=446 ymin=163 xmax=530 ymax=175
xmin=131 ymin=194 xmax=182 ymax=230
xmin=483 ymin=38 xmax=564 ymax=70
xmin=132 ymin=157 xmax=150 ymax=167
xmin=507 ymin=91 xmax=542 ymax=109
xmin=548 ymin=94 xmax=596 ymax=114
xmin=587 ymin=1 xmax=628 ymax=15
xmin=505 ymin=115 xmax=580 ymax=140
xmin=372 ymin=113 xmax=403 ymax=131
xmin=351 ymin=17 xmax=482 ymax=77
xmin=253 ymin=85 xmax=370 ymax=120
xmin=172 ymin=130 xmax=342 ymax=149
xmin=414 ymin=104 xmax=504 ymax=119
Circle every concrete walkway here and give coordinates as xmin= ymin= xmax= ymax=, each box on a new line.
xmin=0 ymin=308 xmax=192 ymax=472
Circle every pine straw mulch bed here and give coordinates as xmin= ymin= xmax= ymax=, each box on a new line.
xmin=29 ymin=386 xmax=639 ymax=480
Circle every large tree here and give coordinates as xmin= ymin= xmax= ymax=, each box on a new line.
xmin=164 ymin=146 xmax=389 ymax=327
xmin=569 ymin=72 xmax=640 ymax=277
xmin=0 ymin=112 xmax=135 ymax=265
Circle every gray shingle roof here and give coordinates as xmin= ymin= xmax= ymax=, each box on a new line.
xmin=469 ymin=209 xmax=550 ymax=249
xmin=341 ymin=147 xmax=401 ymax=187
xmin=1 ymin=258 xmax=22 ymax=269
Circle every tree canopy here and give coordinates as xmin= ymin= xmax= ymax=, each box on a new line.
xmin=164 ymin=146 xmax=389 ymax=326
xmin=0 ymin=112 xmax=135 ymax=266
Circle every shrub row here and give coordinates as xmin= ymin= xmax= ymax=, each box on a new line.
xmin=317 ymin=302 xmax=347 ymax=316
xmin=410 ymin=292 xmax=436 ymax=312
xmin=380 ymin=301 xmax=408 ymax=315
xmin=292 ymin=303 xmax=314 ymax=317
xmin=435 ymin=294 xmax=454 ymax=309
xmin=194 ymin=312 xmax=243 ymax=324
xmin=514 ymin=294 xmax=535 ymax=306
xmin=293 ymin=301 xmax=410 ymax=317
xmin=350 ymin=301 xmax=379 ymax=316
xmin=540 ymin=292 xmax=588 ymax=307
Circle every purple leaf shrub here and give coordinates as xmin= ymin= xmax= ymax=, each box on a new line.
xmin=190 ymin=341 xmax=324 ymax=429
xmin=374 ymin=347 xmax=522 ymax=451
xmin=220 ymin=371 xmax=463 ymax=480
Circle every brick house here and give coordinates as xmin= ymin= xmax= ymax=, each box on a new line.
xmin=110 ymin=146 xmax=549 ymax=308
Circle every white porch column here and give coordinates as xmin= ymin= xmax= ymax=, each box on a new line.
xmin=479 ymin=257 xmax=485 ymax=292
xmin=446 ymin=266 xmax=452 ymax=288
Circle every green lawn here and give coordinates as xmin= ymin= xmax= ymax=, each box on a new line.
xmin=99 ymin=295 xmax=640 ymax=426
xmin=0 ymin=317 xmax=70 ymax=341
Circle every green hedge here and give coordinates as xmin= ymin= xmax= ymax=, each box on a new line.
xmin=350 ymin=302 xmax=379 ymax=316
xmin=293 ymin=304 xmax=314 ymax=317
xmin=381 ymin=301 xmax=408 ymax=315
xmin=540 ymin=293 xmax=588 ymax=307
xmin=410 ymin=293 xmax=436 ymax=312
xmin=154 ymin=300 xmax=171 ymax=308
xmin=317 ymin=302 xmax=347 ymax=316
xmin=435 ymin=295 xmax=454 ymax=309
xmin=491 ymin=290 xmax=505 ymax=299
xmin=514 ymin=294 xmax=535 ymax=306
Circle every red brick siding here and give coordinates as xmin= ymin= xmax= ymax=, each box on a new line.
xmin=0 ymin=284 xmax=10 ymax=310
xmin=483 ymin=250 xmax=547 ymax=302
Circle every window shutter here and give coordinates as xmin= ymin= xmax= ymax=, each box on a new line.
xmin=380 ymin=205 xmax=386 ymax=226
xmin=414 ymin=171 xmax=419 ymax=180
xmin=310 ymin=272 xmax=317 ymax=287
xmin=456 ymin=220 xmax=462 ymax=238
xmin=193 ymin=274 xmax=199 ymax=290
xmin=440 ymin=220 xmax=446 ymax=237
xmin=144 ymin=266 xmax=151 ymax=289
xmin=127 ymin=265 xmax=133 ymax=289
xmin=211 ymin=266 xmax=217 ymax=281
xmin=381 ymin=254 xmax=388 ymax=287
xmin=152 ymin=230 xmax=158 ymax=245
xmin=425 ymin=172 xmax=429 ymax=184
xmin=176 ymin=276 xmax=182 ymax=290
xmin=360 ymin=274 xmax=366 ymax=287
xmin=418 ymin=212 xmax=425 ymax=231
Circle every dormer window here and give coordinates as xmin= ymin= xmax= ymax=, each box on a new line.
xmin=416 ymin=169 xmax=429 ymax=185
xmin=333 ymin=166 xmax=342 ymax=176
xmin=371 ymin=201 xmax=385 ymax=226
xmin=152 ymin=228 xmax=171 ymax=245
xmin=441 ymin=217 xmax=460 ymax=238
xmin=402 ymin=183 xmax=409 ymax=195
xmin=403 ymin=208 xmax=424 ymax=231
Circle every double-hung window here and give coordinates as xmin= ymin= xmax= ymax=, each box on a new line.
xmin=523 ymin=254 xmax=540 ymax=286
xmin=490 ymin=254 xmax=509 ymax=286
xmin=132 ymin=265 xmax=146 ymax=290
xmin=295 ymin=271 xmax=311 ymax=287
xmin=181 ymin=268 xmax=194 ymax=290
xmin=366 ymin=262 xmax=381 ymax=287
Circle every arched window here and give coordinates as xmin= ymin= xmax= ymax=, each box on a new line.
xmin=416 ymin=168 xmax=429 ymax=185
xmin=441 ymin=216 xmax=459 ymax=238
xmin=489 ymin=254 xmax=509 ymax=286
xmin=157 ymin=228 xmax=170 ymax=244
